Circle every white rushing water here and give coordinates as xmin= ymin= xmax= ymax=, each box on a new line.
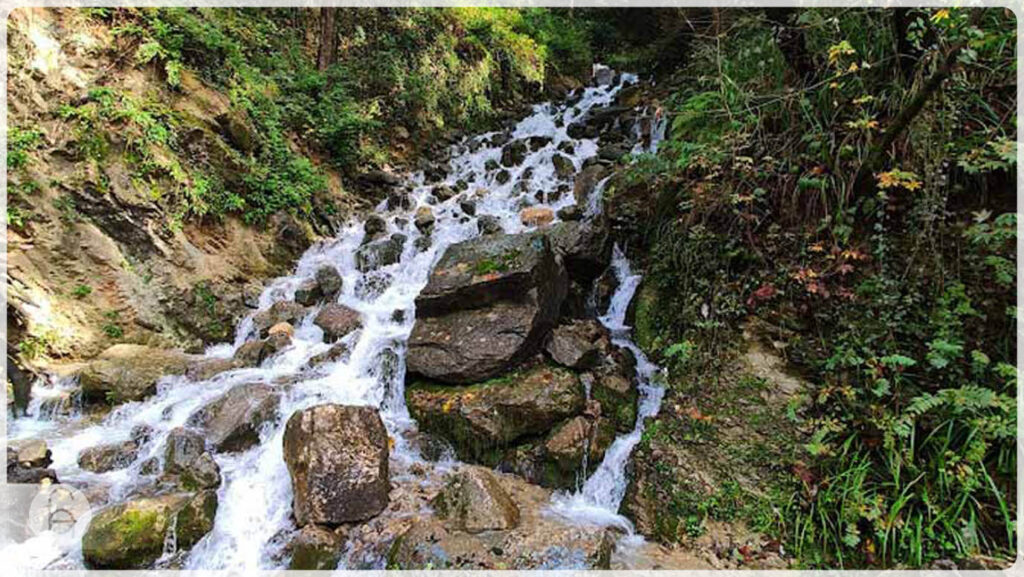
xmin=548 ymin=244 xmax=665 ymax=532
xmin=4 ymin=69 xmax=665 ymax=570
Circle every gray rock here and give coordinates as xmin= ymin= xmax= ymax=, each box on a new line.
xmin=188 ymin=383 xmax=280 ymax=452
xmin=315 ymin=266 xmax=343 ymax=300
xmin=313 ymin=303 xmax=361 ymax=342
xmin=406 ymin=232 xmax=567 ymax=383
xmin=355 ymin=234 xmax=406 ymax=272
xmin=551 ymin=153 xmax=575 ymax=179
xmin=77 ymin=345 xmax=198 ymax=404
xmin=477 ymin=215 xmax=503 ymax=235
xmin=545 ymin=320 xmax=605 ymax=370
xmin=253 ymin=301 xmax=307 ymax=337
xmin=78 ymin=440 xmax=140 ymax=473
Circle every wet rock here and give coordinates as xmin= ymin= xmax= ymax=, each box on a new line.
xmin=269 ymin=322 xmax=295 ymax=338
xmin=593 ymin=66 xmax=615 ymax=86
xmin=355 ymin=233 xmax=406 ymax=272
xmin=6 ymin=447 xmax=57 ymax=484
xmin=432 ymin=466 xmax=520 ymax=533
xmin=543 ymin=416 xmax=615 ymax=474
xmin=283 ymin=404 xmax=389 ymax=525
xmin=414 ymin=206 xmax=435 ymax=234
xmin=188 ymin=383 xmax=280 ymax=453
xmin=358 ymin=169 xmax=401 ymax=188
xmin=82 ymin=491 xmax=217 ymax=569
xmin=485 ymin=158 xmax=500 ymax=171
xmin=78 ymin=440 xmax=140 ymax=473
xmin=520 ymin=206 xmax=555 ymax=228
xmin=495 ymin=169 xmax=511 ymax=184
xmin=598 ymin=142 xmax=630 ymax=162
xmin=306 ymin=342 xmax=351 ymax=369
xmin=253 ymin=301 xmax=307 ymax=337
xmin=407 ymin=363 xmax=585 ymax=461
xmin=234 ymin=339 xmax=272 ymax=365
xmin=551 ymin=153 xmax=575 ymax=179
xmin=78 ymin=345 xmax=198 ymax=404
xmin=288 ymin=525 xmax=344 ymax=570
xmin=477 ymin=215 xmax=503 ymax=235
xmin=556 ymin=205 xmax=582 ymax=221
xmin=388 ymin=190 xmax=413 ymax=211
xmin=363 ymin=215 xmax=387 ymax=241
xmin=433 ymin=184 xmax=456 ymax=202
xmin=548 ymin=220 xmax=612 ymax=285
xmin=592 ymin=369 xmax=638 ymax=434
xmin=294 ymin=278 xmax=321 ymax=306
xmin=572 ymin=164 xmax=610 ymax=206
xmin=558 ymin=140 xmax=576 ymax=155
xmin=407 ymin=232 xmax=567 ymax=383
xmin=545 ymin=320 xmax=605 ymax=370
xmin=180 ymin=452 xmax=221 ymax=490
xmin=459 ymin=199 xmax=476 ymax=216
xmin=313 ymin=303 xmax=361 ymax=342
xmin=501 ymin=141 xmax=528 ymax=167
xmin=10 ymin=438 xmax=51 ymax=468
xmin=528 ymin=135 xmax=553 ymax=151
xmin=186 ymin=357 xmax=245 ymax=381
xmin=315 ymin=266 xmax=343 ymax=301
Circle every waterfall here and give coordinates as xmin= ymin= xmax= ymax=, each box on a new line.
xmin=3 ymin=71 xmax=654 ymax=570
xmin=547 ymin=245 xmax=665 ymax=532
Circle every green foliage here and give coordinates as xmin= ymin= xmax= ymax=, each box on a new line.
xmin=8 ymin=126 xmax=43 ymax=169
xmin=72 ymin=284 xmax=93 ymax=298
xmin=622 ymin=6 xmax=1016 ymax=569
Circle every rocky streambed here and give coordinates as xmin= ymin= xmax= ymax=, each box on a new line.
xmin=4 ymin=68 xmax=693 ymax=570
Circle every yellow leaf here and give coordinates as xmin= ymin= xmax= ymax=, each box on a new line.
xmin=931 ymin=9 xmax=950 ymax=23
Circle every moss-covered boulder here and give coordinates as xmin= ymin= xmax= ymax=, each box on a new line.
xmin=81 ymin=491 xmax=217 ymax=569
xmin=407 ymin=231 xmax=567 ymax=384
xmin=288 ymin=525 xmax=344 ymax=570
xmin=406 ymin=362 xmax=585 ymax=462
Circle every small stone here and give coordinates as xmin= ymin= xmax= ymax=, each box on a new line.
xmin=294 ymin=279 xmax=321 ymax=306
xmin=552 ymin=154 xmax=575 ymax=179
xmin=459 ymin=199 xmax=476 ymax=216
xmin=363 ymin=215 xmax=387 ymax=240
xmin=164 ymin=427 xmax=205 ymax=474
xmin=414 ymin=206 xmax=435 ymax=234
xmin=433 ymin=185 xmax=456 ymax=201
xmin=520 ymin=206 xmax=555 ymax=228
xmin=13 ymin=439 xmax=50 ymax=468
xmin=315 ymin=266 xmax=343 ymax=300
xmin=556 ymin=205 xmax=583 ymax=221
xmin=78 ymin=440 xmax=140 ymax=473
xmin=477 ymin=215 xmax=503 ymax=235
xmin=268 ymin=322 xmax=295 ymax=338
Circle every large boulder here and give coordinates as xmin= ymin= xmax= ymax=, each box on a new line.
xmin=282 ymin=404 xmax=389 ymax=525
xmin=78 ymin=345 xmax=198 ymax=404
xmin=406 ymin=363 xmax=585 ymax=462
xmin=188 ymin=383 xmax=280 ymax=452
xmin=313 ymin=304 xmax=361 ymax=342
xmin=81 ymin=491 xmax=217 ymax=569
xmin=407 ymin=232 xmax=567 ymax=383
xmin=432 ymin=466 xmax=520 ymax=533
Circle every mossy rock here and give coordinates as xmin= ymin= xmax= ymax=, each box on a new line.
xmin=81 ymin=491 xmax=217 ymax=569
xmin=406 ymin=362 xmax=585 ymax=462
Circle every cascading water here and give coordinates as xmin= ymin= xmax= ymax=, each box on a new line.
xmin=3 ymin=69 xmax=666 ymax=570
xmin=548 ymin=245 xmax=665 ymax=531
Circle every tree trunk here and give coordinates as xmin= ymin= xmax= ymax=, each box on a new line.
xmin=851 ymin=14 xmax=979 ymax=198
xmin=317 ymin=8 xmax=338 ymax=72
xmin=765 ymin=8 xmax=816 ymax=83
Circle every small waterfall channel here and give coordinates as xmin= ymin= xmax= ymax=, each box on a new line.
xmin=4 ymin=69 xmax=667 ymax=570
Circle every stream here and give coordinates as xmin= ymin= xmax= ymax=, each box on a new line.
xmin=4 ymin=68 xmax=669 ymax=570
